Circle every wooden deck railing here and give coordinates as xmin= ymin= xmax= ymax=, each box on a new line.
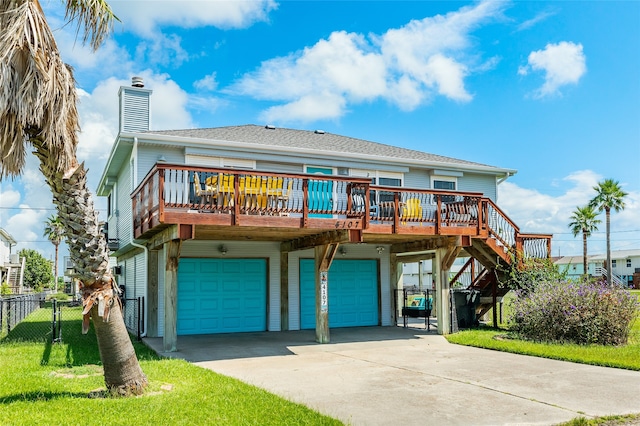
xmin=131 ymin=164 xmax=551 ymax=261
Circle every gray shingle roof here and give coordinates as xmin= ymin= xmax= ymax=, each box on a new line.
xmin=144 ymin=125 xmax=498 ymax=169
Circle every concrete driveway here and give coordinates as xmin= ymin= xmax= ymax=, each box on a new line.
xmin=144 ymin=326 xmax=640 ymax=425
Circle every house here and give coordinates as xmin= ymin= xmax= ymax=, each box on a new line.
xmin=97 ymin=78 xmax=551 ymax=351
xmin=589 ymin=250 xmax=640 ymax=287
xmin=0 ymin=228 xmax=24 ymax=294
xmin=553 ymin=250 xmax=640 ymax=287
xmin=553 ymin=255 xmax=587 ymax=281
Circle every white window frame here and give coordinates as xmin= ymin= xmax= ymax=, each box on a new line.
xmin=185 ymin=154 xmax=256 ymax=170
xmin=350 ymin=169 xmax=404 ymax=186
xmin=430 ymin=175 xmax=457 ymax=191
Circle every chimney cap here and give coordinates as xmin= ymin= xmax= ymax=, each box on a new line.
xmin=131 ymin=76 xmax=144 ymax=88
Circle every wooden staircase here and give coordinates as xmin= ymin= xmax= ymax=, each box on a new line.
xmin=451 ymin=199 xmax=552 ymax=322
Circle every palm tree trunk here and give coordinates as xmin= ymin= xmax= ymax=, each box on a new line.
xmin=33 ymin=139 xmax=147 ymax=394
xmin=606 ymin=208 xmax=611 ymax=285
xmin=92 ymin=301 xmax=146 ymax=394
xmin=582 ymin=231 xmax=588 ymax=280
xmin=54 ymin=243 xmax=59 ymax=292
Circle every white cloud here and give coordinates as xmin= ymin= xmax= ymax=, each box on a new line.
xmin=499 ymin=170 xmax=640 ymax=256
xmin=517 ymin=10 xmax=557 ymax=31
xmin=230 ymin=1 xmax=506 ymax=123
xmin=520 ymin=41 xmax=586 ymax=98
xmin=194 ymin=73 xmax=219 ymax=91
xmin=134 ymin=34 xmax=190 ymax=68
xmin=109 ymin=0 xmax=278 ymax=37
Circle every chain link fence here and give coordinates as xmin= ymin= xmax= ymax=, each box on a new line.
xmin=0 ymin=294 xmax=143 ymax=343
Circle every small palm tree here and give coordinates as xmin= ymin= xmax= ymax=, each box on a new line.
xmin=568 ymin=205 xmax=600 ymax=279
xmin=44 ymin=215 xmax=65 ymax=291
xmin=589 ymin=179 xmax=627 ymax=285
xmin=0 ymin=0 xmax=146 ymax=394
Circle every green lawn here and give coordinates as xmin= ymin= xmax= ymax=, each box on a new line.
xmin=0 ymin=306 xmax=341 ymax=426
xmin=446 ymin=290 xmax=640 ymax=371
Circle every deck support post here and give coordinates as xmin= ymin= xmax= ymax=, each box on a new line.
xmin=390 ymin=254 xmax=403 ymax=325
xmin=280 ymin=251 xmax=289 ymax=331
xmin=147 ymin=249 xmax=159 ymax=337
xmin=435 ymin=243 xmax=461 ymax=335
xmin=163 ymin=239 xmax=182 ymax=352
xmin=315 ymin=244 xmax=338 ymax=343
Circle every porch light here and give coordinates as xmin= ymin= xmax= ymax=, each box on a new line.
xmin=376 ymin=246 xmax=385 ymax=254
xmin=218 ymin=245 xmax=228 ymax=255
xmin=339 ymin=246 xmax=347 ymax=256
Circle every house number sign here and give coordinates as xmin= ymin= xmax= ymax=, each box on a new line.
xmin=334 ymin=220 xmax=361 ymax=229
xmin=320 ymin=271 xmax=328 ymax=312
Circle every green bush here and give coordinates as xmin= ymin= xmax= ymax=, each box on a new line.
xmin=509 ymin=280 xmax=639 ymax=345
xmin=0 ymin=281 xmax=11 ymax=296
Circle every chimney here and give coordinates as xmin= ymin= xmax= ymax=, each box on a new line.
xmin=118 ymin=76 xmax=153 ymax=133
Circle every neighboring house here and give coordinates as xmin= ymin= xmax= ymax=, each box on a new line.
xmin=589 ymin=250 xmax=640 ymax=287
xmin=553 ymin=250 xmax=640 ymax=287
xmin=97 ymin=79 xmax=551 ymax=351
xmin=553 ymin=255 xmax=587 ymax=281
xmin=0 ymin=228 xmax=24 ymax=293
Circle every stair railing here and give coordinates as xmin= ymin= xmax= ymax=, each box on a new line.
xmin=595 ymin=266 xmax=625 ymax=286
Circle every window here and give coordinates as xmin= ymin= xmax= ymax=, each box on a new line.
xmin=627 ymin=259 xmax=632 ymax=268
xmin=433 ymin=180 xmax=456 ymax=190
xmin=431 ymin=176 xmax=457 ymax=203
xmin=107 ymin=194 xmax=112 ymax=217
xmin=612 ymin=260 xmax=617 ymax=268
xmin=350 ymin=170 xmax=403 ymax=204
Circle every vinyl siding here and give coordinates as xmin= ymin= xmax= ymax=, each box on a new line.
xmin=404 ymin=169 xmax=430 ymax=189
xmin=138 ymin=146 xmax=183 ymax=183
xmin=120 ymin=89 xmax=150 ymax=133
xmin=115 ymin=162 xmax=132 ymax=248
xmin=458 ymin=173 xmax=497 ymax=200
xmin=255 ymin=161 xmax=304 ymax=174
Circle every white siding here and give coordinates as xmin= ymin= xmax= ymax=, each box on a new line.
xmin=404 ymin=169 xmax=430 ymax=189
xmin=459 ymin=173 xmax=497 ymax=200
xmin=139 ymin=146 xmax=183 ymax=182
xmin=115 ymin=162 xmax=132 ymax=247
xmin=119 ymin=88 xmax=151 ymax=133
xmin=255 ymin=161 xmax=304 ymax=174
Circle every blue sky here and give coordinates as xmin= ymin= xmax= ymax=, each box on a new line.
xmin=0 ymin=0 xmax=638 ymax=272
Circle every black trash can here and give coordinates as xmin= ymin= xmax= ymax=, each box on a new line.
xmin=451 ymin=289 xmax=480 ymax=328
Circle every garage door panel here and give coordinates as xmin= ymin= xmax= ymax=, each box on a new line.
xmin=300 ymin=259 xmax=378 ymax=329
xmin=199 ymin=262 xmax=219 ymax=274
xmin=178 ymin=258 xmax=267 ymax=335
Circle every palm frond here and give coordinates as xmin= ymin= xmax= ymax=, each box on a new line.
xmin=0 ymin=1 xmax=79 ymax=179
xmin=64 ymin=0 xmax=119 ymax=51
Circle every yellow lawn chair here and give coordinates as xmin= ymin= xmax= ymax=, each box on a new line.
xmin=401 ymin=198 xmax=422 ymax=225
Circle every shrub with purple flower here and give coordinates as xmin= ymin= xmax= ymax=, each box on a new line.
xmin=508 ymin=280 xmax=639 ymax=345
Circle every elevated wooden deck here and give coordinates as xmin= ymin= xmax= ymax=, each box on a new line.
xmin=131 ymin=164 xmax=550 ymax=303
xmin=132 ymin=164 xmax=549 ymax=254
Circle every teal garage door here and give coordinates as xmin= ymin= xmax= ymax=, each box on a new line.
xmin=300 ymin=259 xmax=378 ymax=329
xmin=178 ymin=258 xmax=267 ymax=335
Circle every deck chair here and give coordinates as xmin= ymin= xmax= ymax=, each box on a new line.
xmin=193 ymin=172 xmax=217 ymax=204
xmin=242 ymin=175 xmax=267 ymax=212
xmin=218 ymin=174 xmax=235 ymax=208
xmin=401 ymin=198 xmax=422 ymax=225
